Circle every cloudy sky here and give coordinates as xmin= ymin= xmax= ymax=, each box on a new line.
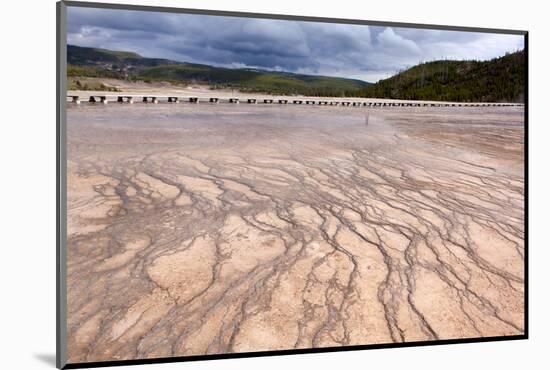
xmin=67 ymin=6 xmax=524 ymax=82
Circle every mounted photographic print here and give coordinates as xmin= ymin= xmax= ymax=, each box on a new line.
xmin=56 ymin=1 xmax=527 ymax=368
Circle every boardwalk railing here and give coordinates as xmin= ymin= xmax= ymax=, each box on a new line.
xmin=66 ymin=95 xmax=524 ymax=108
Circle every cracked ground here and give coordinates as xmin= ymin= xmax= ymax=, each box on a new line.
xmin=66 ymin=104 xmax=524 ymax=363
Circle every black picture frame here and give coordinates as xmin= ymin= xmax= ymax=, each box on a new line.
xmin=56 ymin=1 xmax=529 ymax=368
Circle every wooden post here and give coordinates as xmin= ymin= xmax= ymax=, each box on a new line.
xmin=68 ymin=96 xmax=80 ymax=104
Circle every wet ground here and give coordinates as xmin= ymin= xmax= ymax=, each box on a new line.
xmin=66 ymin=104 xmax=525 ymax=363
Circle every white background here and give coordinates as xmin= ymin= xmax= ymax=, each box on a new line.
xmin=0 ymin=0 xmax=547 ymax=368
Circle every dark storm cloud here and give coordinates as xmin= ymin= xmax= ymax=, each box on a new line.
xmin=67 ymin=7 xmax=524 ymax=82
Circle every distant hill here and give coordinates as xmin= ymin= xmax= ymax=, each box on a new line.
xmin=357 ymin=50 xmax=525 ymax=102
xmin=68 ymin=45 xmax=142 ymax=63
xmin=67 ymin=45 xmax=370 ymax=96
xmin=68 ymin=45 xmax=525 ymax=102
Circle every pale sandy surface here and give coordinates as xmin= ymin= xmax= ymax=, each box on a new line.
xmin=66 ymin=104 xmax=524 ymax=363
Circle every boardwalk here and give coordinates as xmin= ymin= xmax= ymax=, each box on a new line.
xmin=66 ymin=93 xmax=523 ymax=108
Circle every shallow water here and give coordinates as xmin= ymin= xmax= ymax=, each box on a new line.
xmin=66 ymin=104 xmax=525 ymax=363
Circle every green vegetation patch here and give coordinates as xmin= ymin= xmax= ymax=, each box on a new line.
xmin=358 ymin=50 xmax=525 ymax=102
